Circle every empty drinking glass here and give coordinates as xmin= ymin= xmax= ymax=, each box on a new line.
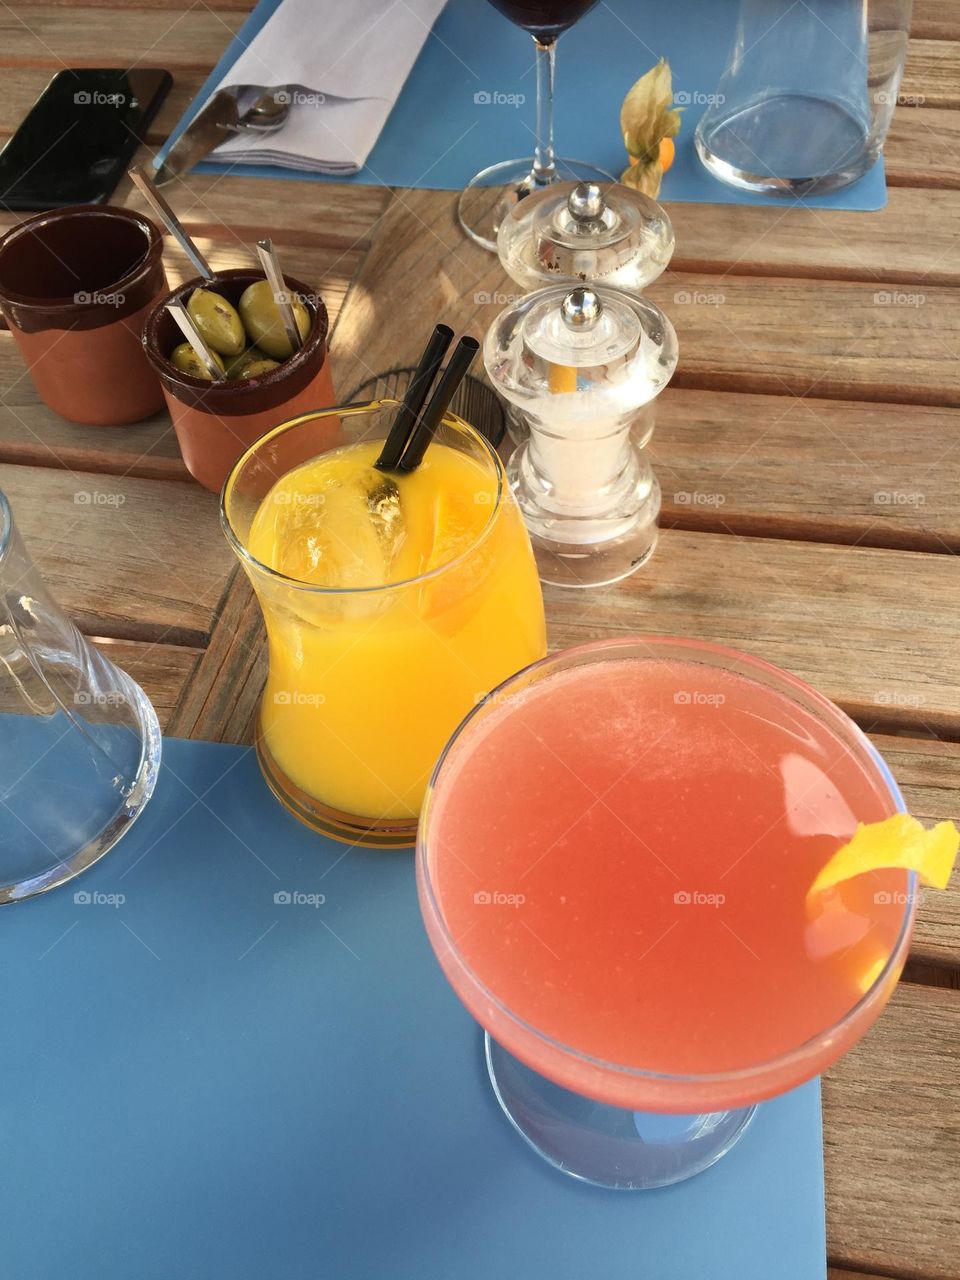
xmin=0 ymin=490 xmax=161 ymax=902
xmin=695 ymin=0 xmax=913 ymax=195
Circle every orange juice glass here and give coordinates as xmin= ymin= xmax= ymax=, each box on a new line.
xmin=221 ymin=401 xmax=546 ymax=848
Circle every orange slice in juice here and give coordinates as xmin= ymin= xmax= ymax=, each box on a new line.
xmin=809 ymin=814 xmax=959 ymax=897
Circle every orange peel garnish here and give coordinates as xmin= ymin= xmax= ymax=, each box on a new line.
xmin=809 ymin=814 xmax=959 ymax=898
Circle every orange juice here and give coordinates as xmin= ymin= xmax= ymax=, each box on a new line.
xmin=246 ymin=433 xmax=545 ymax=839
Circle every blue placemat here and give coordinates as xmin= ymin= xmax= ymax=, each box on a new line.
xmin=155 ymin=0 xmax=885 ymax=210
xmin=0 ymin=738 xmax=827 ymax=1279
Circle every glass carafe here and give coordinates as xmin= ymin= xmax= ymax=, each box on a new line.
xmin=0 ymin=490 xmax=161 ymax=902
xmin=695 ymin=0 xmax=913 ymax=195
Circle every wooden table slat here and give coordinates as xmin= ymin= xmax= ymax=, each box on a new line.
xmin=668 ymin=186 xmax=960 ymax=287
xmin=653 ymin=388 xmax=960 ymax=555
xmin=823 ymin=981 xmax=960 ymax=1279
xmin=121 ymin=173 xmax=393 ymax=255
xmin=0 ymin=403 xmax=187 ymax=479
xmin=0 ymin=463 xmax=236 ymax=645
xmin=91 ymin=635 xmax=200 ymax=724
xmin=885 ymin=105 xmax=960 ymax=188
xmin=902 ymin=37 xmax=960 ymax=108
xmin=633 ymin=272 xmax=960 ymax=408
xmin=541 ymin=529 xmax=960 ymax=733
xmin=0 ymin=8 xmax=243 ymax=70
xmin=912 ymin=0 xmax=960 ymax=41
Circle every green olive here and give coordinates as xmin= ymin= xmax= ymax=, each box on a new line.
xmin=238 ymin=358 xmax=281 ymax=379
xmin=169 ymin=341 xmax=225 ymax=380
xmin=186 ymin=288 xmax=246 ymax=357
xmin=223 ymin=347 xmax=264 ymax=378
xmin=238 ymin=279 xmax=310 ymax=358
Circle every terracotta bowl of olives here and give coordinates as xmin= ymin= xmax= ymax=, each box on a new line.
xmin=143 ymin=268 xmax=337 ymax=493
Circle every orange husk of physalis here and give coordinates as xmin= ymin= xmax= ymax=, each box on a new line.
xmin=808 ymin=814 xmax=959 ymax=898
xmin=620 ymin=58 xmax=683 ymax=198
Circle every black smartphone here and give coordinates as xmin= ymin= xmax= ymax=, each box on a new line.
xmin=0 ymin=69 xmax=173 ymax=211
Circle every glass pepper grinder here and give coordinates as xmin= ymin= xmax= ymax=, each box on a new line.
xmin=495 ymin=181 xmax=675 ymax=446
xmin=497 ymin=180 xmax=675 ymax=294
xmin=484 ymin=283 xmax=679 ymax=589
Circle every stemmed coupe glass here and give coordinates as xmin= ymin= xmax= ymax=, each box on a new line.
xmin=417 ymin=637 xmax=916 ymax=1189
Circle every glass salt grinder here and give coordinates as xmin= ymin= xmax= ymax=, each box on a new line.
xmin=484 ymin=283 xmax=679 ymax=589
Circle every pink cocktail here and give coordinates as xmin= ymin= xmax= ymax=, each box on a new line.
xmin=417 ymin=637 xmax=916 ymax=1188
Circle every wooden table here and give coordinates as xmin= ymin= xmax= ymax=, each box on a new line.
xmin=2 ymin=1 xmax=959 ymax=1273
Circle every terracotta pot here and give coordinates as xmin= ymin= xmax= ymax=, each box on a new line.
xmin=143 ymin=269 xmax=337 ymax=492
xmin=0 ymin=205 xmax=167 ymax=426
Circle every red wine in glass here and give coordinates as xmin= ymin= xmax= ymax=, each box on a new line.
xmin=458 ymin=0 xmax=612 ymax=250
xmin=486 ymin=0 xmax=600 ymax=41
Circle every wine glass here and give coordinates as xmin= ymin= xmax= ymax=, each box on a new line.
xmin=458 ymin=0 xmax=616 ymax=252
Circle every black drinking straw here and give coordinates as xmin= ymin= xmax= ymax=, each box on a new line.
xmin=397 ymin=336 xmax=480 ymax=473
xmin=375 ymin=324 xmax=453 ymax=471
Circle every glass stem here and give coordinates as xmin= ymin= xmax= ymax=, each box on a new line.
xmin=532 ymin=37 xmax=557 ymax=185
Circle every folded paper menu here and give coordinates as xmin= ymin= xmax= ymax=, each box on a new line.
xmin=206 ymin=0 xmax=447 ymax=174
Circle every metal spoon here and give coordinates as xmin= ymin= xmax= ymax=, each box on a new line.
xmin=129 ymin=166 xmax=215 ymax=281
xmin=255 ymin=238 xmax=303 ymax=354
xmin=152 ymin=86 xmax=291 ymax=187
xmin=236 ymin=91 xmax=289 ymax=132
xmin=166 ymin=302 xmax=225 ymax=380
